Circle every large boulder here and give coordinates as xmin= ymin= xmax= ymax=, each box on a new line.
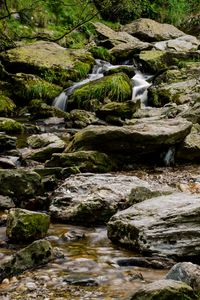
xmin=68 ymin=73 xmax=132 ymax=111
xmin=124 ymin=18 xmax=185 ymax=42
xmin=166 ymin=262 xmax=200 ymax=291
xmin=0 ymin=169 xmax=42 ymax=200
xmin=129 ymin=279 xmax=194 ymax=300
xmin=21 ymin=133 xmax=66 ymax=162
xmin=6 ymin=208 xmax=50 ymax=242
xmin=67 ymin=118 xmax=192 ymax=163
xmin=50 ymin=173 xmax=172 ymax=225
xmin=154 ymin=35 xmax=200 ymax=52
xmin=107 ymin=193 xmax=200 ymax=258
xmin=0 ymin=41 xmax=94 ymax=85
xmin=0 ymin=239 xmax=53 ymax=282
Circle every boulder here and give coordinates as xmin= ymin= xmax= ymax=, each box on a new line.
xmin=50 ymin=173 xmax=172 ymax=225
xmin=0 ymin=195 xmax=15 ymax=209
xmin=179 ymin=102 xmax=200 ymax=124
xmin=0 ymin=156 xmax=17 ymax=169
xmin=67 ymin=118 xmax=192 ymax=163
xmin=0 ymin=117 xmax=24 ymax=134
xmin=166 ymin=262 xmax=200 ymax=290
xmin=154 ymin=35 xmax=200 ymax=52
xmin=0 ymin=239 xmax=53 ymax=282
xmin=124 ymin=18 xmax=185 ymax=42
xmin=45 ymin=150 xmax=116 ymax=173
xmin=0 ymin=41 xmax=94 ymax=85
xmin=0 ymin=169 xmax=42 ymax=200
xmin=177 ymin=129 xmax=200 ymax=162
xmin=6 ymin=208 xmax=50 ymax=242
xmin=66 ymin=109 xmax=99 ymax=129
xmin=0 ymin=134 xmax=16 ymax=153
xmin=107 ymin=193 xmax=200 ymax=258
xmin=0 ymin=94 xmax=16 ymax=117
xmin=129 ymin=279 xmax=194 ymax=300
xmin=68 ymin=73 xmax=132 ymax=111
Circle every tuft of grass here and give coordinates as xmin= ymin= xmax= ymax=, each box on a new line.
xmin=90 ymin=47 xmax=114 ymax=62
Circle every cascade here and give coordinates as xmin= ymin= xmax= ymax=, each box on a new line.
xmin=53 ymin=60 xmax=152 ymax=111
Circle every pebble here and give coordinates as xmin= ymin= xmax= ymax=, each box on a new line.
xmin=2 ymin=278 xmax=9 ymax=285
xmin=26 ymin=282 xmax=37 ymax=290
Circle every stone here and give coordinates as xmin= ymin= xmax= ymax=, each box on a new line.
xmin=129 ymin=279 xmax=194 ymax=300
xmin=154 ymin=35 xmax=200 ymax=52
xmin=0 ymin=169 xmax=42 ymax=200
xmin=0 ymin=118 xmax=24 ymax=134
xmin=45 ymin=150 xmax=116 ymax=173
xmin=0 ymin=134 xmax=16 ymax=153
xmin=0 ymin=41 xmax=94 ymax=85
xmin=0 ymin=156 xmax=17 ymax=169
xmin=0 ymin=195 xmax=15 ymax=209
xmin=0 ymin=239 xmax=53 ymax=282
xmin=67 ymin=109 xmax=98 ymax=129
xmin=6 ymin=208 xmax=50 ymax=242
xmin=177 ymin=130 xmax=200 ymax=162
xmin=107 ymin=193 xmax=200 ymax=258
xmin=67 ymin=118 xmax=192 ymax=163
xmin=124 ymin=18 xmax=185 ymax=42
xmin=0 ymin=94 xmax=16 ymax=117
xmin=50 ymin=173 xmax=172 ymax=225
xmin=166 ymin=262 xmax=200 ymax=290
xmin=116 ymin=257 xmax=175 ymax=269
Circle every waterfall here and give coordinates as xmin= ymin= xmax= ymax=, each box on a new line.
xmin=53 ymin=60 xmax=152 ymax=111
xmin=131 ymin=72 xmax=151 ymax=106
xmin=163 ymin=146 xmax=176 ymax=166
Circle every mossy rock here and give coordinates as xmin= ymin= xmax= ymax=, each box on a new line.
xmin=0 ymin=117 xmax=24 ymax=133
xmin=0 ymin=94 xmax=16 ymax=117
xmin=67 ymin=109 xmax=98 ymax=128
xmin=0 ymin=169 xmax=42 ymax=200
xmin=28 ymin=99 xmax=70 ymax=119
xmin=69 ymin=72 xmax=132 ymax=111
xmin=13 ymin=73 xmax=63 ymax=104
xmin=97 ymin=100 xmax=140 ymax=120
xmin=45 ymin=150 xmax=116 ymax=173
xmin=0 ymin=41 xmax=95 ymax=85
xmin=6 ymin=208 xmax=50 ymax=242
xmin=105 ymin=66 xmax=136 ymax=78
xmin=89 ymin=46 xmax=114 ymax=62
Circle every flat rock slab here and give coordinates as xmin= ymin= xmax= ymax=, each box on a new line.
xmin=107 ymin=193 xmax=200 ymax=258
xmin=50 ymin=173 xmax=172 ymax=225
xmin=67 ymin=118 xmax=192 ymax=160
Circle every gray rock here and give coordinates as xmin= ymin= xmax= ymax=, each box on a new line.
xmin=166 ymin=262 xmax=200 ymax=290
xmin=177 ymin=129 xmax=200 ymax=162
xmin=107 ymin=193 xmax=200 ymax=258
xmin=154 ymin=35 xmax=200 ymax=52
xmin=0 ymin=133 xmax=16 ymax=153
xmin=0 ymin=156 xmax=17 ymax=169
xmin=124 ymin=18 xmax=185 ymax=42
xmin=6 ymin=208 xmax=50 ymax=242
xmin=0 ymin=239 xmax=53 ymax=282
xmin=0 ymin=195 xmax=15 ymax=209
xmin=67 ymin=118 xmax=192 ymax=162
xmin=129 ymin=279 xmax=194 ymax=300
xmin=50 ymin=173 xmax=172 ymax=225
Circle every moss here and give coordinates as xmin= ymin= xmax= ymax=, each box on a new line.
xmin=29 ymin=99 xmax=70 ymax=119
xmin=97 ymin=101 xmax=140 ymax=120
xmin=13 ymin=73 xmax=63 ymax=104
xmin=0 ymin=117 xmax=24 ymax=133
xmin=90 ymin=46 xmax=114 ymax=62
xmin=0 ymin=94 xmax=16 ymax=117
xmin=69 ymin=72 xmax=132 ymax=110
xmin=139 ymin=50 xmax=175 ymax=73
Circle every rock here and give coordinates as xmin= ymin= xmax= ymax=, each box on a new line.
xmin=45 ymin=150 xmax=116 ymax=173
xmin=63 ymin=276 xmax=98 ymax=286
xmin=68 ymin=73 xmax=132 ymax=111
xmin=182 ymin=14 xmax=200 ymax=38
xmin=97 ymin=101 xmax=140 ymax=121
xmin=0 ymin=156 xmax=17 ymax=169
xmin=124 ymin=18 xmax=185 ymax=42
xmin=12 ymin=73 xmax=62 ymax=104
xmin=0 ymin=94 xmax=16 ymax=117
xmin=166 ymin=262 xmax=200 ymax=290
xmin=0 ymin=134 xmax=16 ymax=153
xmin=0 ymin=41 xmax=94 ymax=85
xmin=67 ymin=109 xmax=99 ymax=129
xmin=139 ymin=50 xmax=175 ymax=73
xmin=116 ymin=257 xmax=175 ymax=269
xmin=67 ymin=118 xmax=192 ymax=163
xmin=129 ymin=279 xmax=194 ymax=300
xmin=149 ymin=63 xmax=200 ymax=106
xmin=0 ymin=239 xmax=53 ymax=282
xmin=50 ymin=173 xmax=172 ymax=225
xmin=180 ymin=102 xmax=200 ymax=124
xmin=0 ymin=195 xmax=15 ymax=209
xmin=154 ymin=35 xmax=200 ymax=52
xmin=110 ymin=41 xmax=151 ymax=59
xmin=6 ymin=208 xmax=50 ymax=242
xmin=177 ymin=129 xmax=200 ymax=162
xmin=0 ymin=169 xmax=42 ymax=200
xmin=107 ymin=193 xmax=200 ymax=258
xmin=0 ymin=118 xmax=24 ymax=134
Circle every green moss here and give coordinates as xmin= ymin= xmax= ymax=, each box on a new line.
xmin=29 ymin=99 xmax=70 ymax=119
xmin=97 ymin=101 xmax=140 ymax=120
xmin=0 ymin=117 xmax=24 ymax=133
xmin=0 ymin=94 xmax=16 ymax=117
xmin=69 ymin=73 xmax=132 ymax=110
xmin=90 ymin=47 xmax=114 ymax=62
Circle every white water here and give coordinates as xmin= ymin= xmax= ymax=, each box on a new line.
xmin=53 ymin=59 xmax=152 ymax=111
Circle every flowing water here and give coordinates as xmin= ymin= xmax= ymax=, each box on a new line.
xmin=53 ymin=60 xmax=152 ymax=111
xmin=0 ymin=222 xmax=166 ymax=299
